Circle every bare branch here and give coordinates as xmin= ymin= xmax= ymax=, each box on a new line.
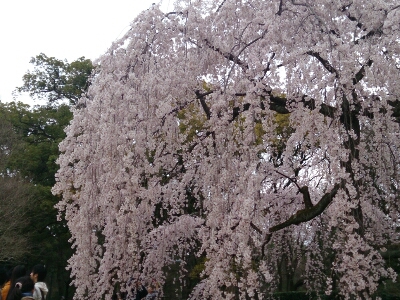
xmin=390 ymin=4 xmax=400 ymax=12
xmin=216 ymin=0 xmax=227 ymax=13
xmin=261 ymin=52 xmax=276 ymax=79
xmin=275 ymin=170 xmax=301 ymax=190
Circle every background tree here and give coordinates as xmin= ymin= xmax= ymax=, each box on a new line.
xmin=0 ymin=50 xmax=92 ymax=299
xmin=0 ymin=101 xmax=75 ymax=299
xmin=15 ymin=53 xmax=94 ymax=106
xmin=0 ymin=109 xmax=35 ymax=262
xmin=4 ymin=102 xmax=72 ymax=185
xmin=53 ymin=1 xmax=400 ymax=299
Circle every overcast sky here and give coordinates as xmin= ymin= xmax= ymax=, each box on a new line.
xmin=0 ymin=0 xmax=171 ymax=105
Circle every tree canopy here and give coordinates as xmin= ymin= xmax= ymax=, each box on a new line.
xmin=15 ymin=53 xmax=94 ymax=106
xmin=53 ymin=1 xmax=400 ymax=299
xmin=0 ymin=101 xmax=74 ymax=298
xmin=0 ymin=108 xmax=36 ymax=262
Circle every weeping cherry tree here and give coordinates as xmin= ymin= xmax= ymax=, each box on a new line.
xmin=53 ymin=0 xmax=400 ymax=299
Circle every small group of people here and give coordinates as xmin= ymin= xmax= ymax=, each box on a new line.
xmin=114 ymin=280 xmax=159 ymax=300
xmin=0 ymin=264 xmax=48 ymax=300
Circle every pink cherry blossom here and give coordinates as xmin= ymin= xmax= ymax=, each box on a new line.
xmin=53 ymin=1 xmax=400 ymax=299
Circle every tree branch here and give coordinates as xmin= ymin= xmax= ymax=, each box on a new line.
xmin=195 ymin=90 xmax=213 ymax=119
xmin=260 ymin=180 xmax=345 ymax=257
xmin=270 ymin=180 xmax=344 ymax=232
xmin=299 ymin=186 xmax=313 ymax=209
xmin=276 ymin=0 xmax=284 ymax=15
xmin=250 ymin=221 xmax=263 ymax=234
xmin=275 ymin=170 xmax=300 ymax=189
xmin=216 ymin=0 xmax=227 ymax=13
xmin=353 ymin=59 xmax=373 ymax=85
xmin=306 ymin=51 xmax=339 ymax=78
xmin=203 ymin=39 xmax=249 ymax=71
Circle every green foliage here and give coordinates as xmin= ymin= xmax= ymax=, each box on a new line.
xmin=0 ymin=100 xmax=74 ymax=299
xmin=162 ymin=254 xmax=206 ymax=299
xmin=1 ymin=102 xmax=72 ymax=186
xmin=177 ymin=103 xmax=207 ymax=143
xmin=254 ymin=121 xmax=266 ymax=145
xmin=189 ymin=256 xmax=207 ymax=280
xmin=269 ymin=112 xmax=294 ymax=165
xmin=15 ymin=53 xmax=93 ymax=106
xmin=376 ymin=280 xmax=400 ymax=300
xmin=0 ymin=107 xmax=21 ymax=170
xmin=273 ymin=113 xmax=291 ymax=137
xmin=0 ymin=173 xmax=37 ymax=263
xmin=2 ymin=51 xmax=92 ymax=299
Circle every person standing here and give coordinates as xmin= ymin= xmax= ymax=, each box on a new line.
xmin=5 ymin=266 xmax=26 ymax=300
xmin=29 ymin=265 xmax=48 ymax=300
xmin=124 ymin=278 xmax=147 ymax=300
xmin=144 ymin=284 xmax=158 ymax=300
xmin=133 ymin=281 xmax=147 ymax=300
xmin=7 ymin=276 xmax=35 ymax=300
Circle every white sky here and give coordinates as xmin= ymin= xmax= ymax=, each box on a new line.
xmin=0 ymin=0 xmax=172 ymax=105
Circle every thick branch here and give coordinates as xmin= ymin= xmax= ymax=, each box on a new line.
xmin=193 ymin=53 xmax=397 ymax=124
xmin=231 ymin=103 xmax=251 ymax=122
xmin=260 ymin=181 xmax=344 ymax=257
xmin=231 ymin=88 xmax=399 ymax=124
xmin=269 ymin=180 xmax=344 ymax=233
xmin=195 ymin=90 xmax=213 ymax=119
xmin=306 ymin=51 xmax=339 ymax=78
xmin=340 ymin=4 xmax=387 ymax=43
xmin=299 ymin=186 xmax=313 ymax=209
xmin=231 ymin=91 xmax=337 ymax=121
xmin=269 ymin=94 xmax=290 ymax=114
xmin=353 ymin=59 xmax=373 ymax=85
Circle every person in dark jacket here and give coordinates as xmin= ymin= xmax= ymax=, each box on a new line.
xmin=5 ymin=266 xmax=26 ymax=300
xmin=7 ymin=276 xmax=35 ymax=300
